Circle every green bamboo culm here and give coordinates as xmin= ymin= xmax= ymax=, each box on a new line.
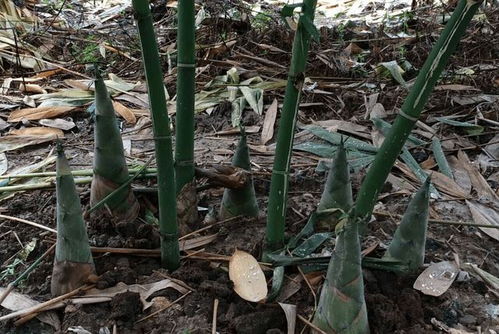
xmin=51 ymin=144 xmax=95 ymax=296
xmin=316 ymin=141 xmax=352 ymax=229
xmin=383 ymin=177 xmax=431 ymax=273
xmin=313 ymin=218 xmax=369 ymax=333
xmin=175 ymin=0 xmax=196 ymax=193
xmin=355 ymin=0 xmax=483 ymax=224
xmin=91 ymin=69 xmax=139 ymax=222
xmin=265 ymin=0 xmax=318 ymax=252
xmin=132 ymin=0 xmax=180 ymax=270
xmin=220 ymin=128 xmax=259 ymax=219
xmin=174 ymin=0 xmax=198 ymax=233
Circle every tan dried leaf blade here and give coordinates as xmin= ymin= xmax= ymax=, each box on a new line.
xmin=229 ymin=249 xmax=267 ymax=302
xmin=8 ymin=106 xmax=75 ymax=122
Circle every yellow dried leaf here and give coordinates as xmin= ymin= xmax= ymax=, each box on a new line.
xmin=9 ymin=127 xmax=64 ymax=138
xmin=8 ymin=106 xmax=75 ymax=122
xmin=112 ymin=101 xmax=137 ymax=124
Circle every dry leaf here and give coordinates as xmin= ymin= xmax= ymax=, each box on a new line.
xmin=426 ymin=171 xmax=469 ymax=198
xmin=413 ymin=261 xmax=459 ymax=296
xmin=466 ymin=200 xmax=499 ymax=242
xmin=458 ymin=150 xmax=499 ymax=202
xmin=112 ymin=101 xmax=137 ymax=124
xmin=9 ymin=127 xmax=64 ymax=138
xmin=278 ymin=303 xmax=297 ymax=334
xmin=19 ymin=83 xmax=46 ymax=94
xmin=229 ymin=250 xmax=267 ymax=302
xmin=8 ymin=106 xmax=75 ymax=122
xmin=39 ymin=118 xmax=76 ymax=131
xmin=0 ymin=287 xmax=60 ymax=330
xmin=261 ymin=98 xmax=278 ymax=145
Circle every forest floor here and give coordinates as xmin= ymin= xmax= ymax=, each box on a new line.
xmin=0 ymin=0 xmax=498 ymax=333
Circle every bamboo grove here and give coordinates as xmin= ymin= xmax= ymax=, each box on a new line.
xmin=46 ymin=0 xmax=483 ymax=332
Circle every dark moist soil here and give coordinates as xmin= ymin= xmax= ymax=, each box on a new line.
xmin=0 ymin=2 xmax=498 ymax=334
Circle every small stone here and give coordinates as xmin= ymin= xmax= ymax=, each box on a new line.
xmin=456 ymin=270 xmax=470 ymax=282
xmin=459 ymin=314 xmax=477 ymax=325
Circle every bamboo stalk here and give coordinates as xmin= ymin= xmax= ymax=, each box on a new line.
xmin=175 ymin=0 xmax=196 ymax=193
xmin=354 ymin=0 xmax=483 ymax=223
xmin=132 ymin=0 xmax=180 ymax=270
xmin=265 ymin=0 xmax=318 ymax=252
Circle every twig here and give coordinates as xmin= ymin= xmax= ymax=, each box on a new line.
xmin=0 ymin=244 xmax=56 ymax=305
xmin=0 ymin=284 xmax=93 ymax=322
xmin=0 ymin=214 xmax=56 ymax=234
xmin=0 ymin=177 xmax=92 ymax=192
xmin=297 ymin=314 xmax=327 ymax=334
xmin=135 ymin=291 xmax=191 ymax=323
xmin=179 ymin=215 xmax=243 ymax=240
xmin=212 ymin=298 xmax=219 ymax=334
xmin=373 ymin=210 xmax=499 ymax=229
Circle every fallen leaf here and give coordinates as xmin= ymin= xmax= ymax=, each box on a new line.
xmin=413 ymin=261 xmax=459 ymax=296
xmin=9 ymin=127 xmax=64 ymax=138
xmin=278 ymin=303 xmax=296 ymax=334
xmin=229 ymin=249 xmax=267 ymax=302
xmin=463 ymin=263 xmax=499 ymax=295
xmin=261 ymin=99 xmax=278 ymax=145
xmin=0 ymin=287 xmax=60 ymax=330
xmin=466 ymin=200 xmax=499 ymax=242
xmin=19 ymin=83 xmax=46 ymax=94
xmin=112 ymin=101 xmax=137 ymax=124
xmin=458 ymin=150 xmax=499 ymax=202
xmin=39 ymin=118 xmax=76 ymax=131
xmin=82 ymin=279 xmax=190 ymax=311
xmin=0 ymin=135 xmax=58 ymax=153
xmin=8 ymin=106 xmax=75 ymax=122
xmin=426 ymin=171 xmax=468 ymax=198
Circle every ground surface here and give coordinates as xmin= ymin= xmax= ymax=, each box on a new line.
xmin=0 ymin=0 xmax=498 ymax=333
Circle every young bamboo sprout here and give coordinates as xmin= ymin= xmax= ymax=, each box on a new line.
xmin=175 ymin=0 xmax=198 ymax=229
xmin=313 ymin=218 xmax=369 ymax=333
xmin=316 ymin=142 xmax=352 ymax=229
xmin=265 ymin=0 xmax=318 ymax=252
xmin=90 ymin=71 xmax=139 ymax=222
xmin=51 ymin=145 xmax=95 ymax=296
xmin=220 ymin=128 xmax=259 ymax=219
xmin=132 ymin=0 xmax=180 ymax=270
xmin=355 ymin=0 xmax=483 ymax=224
xmin=383 ymin=177 xmax=431 ymax=273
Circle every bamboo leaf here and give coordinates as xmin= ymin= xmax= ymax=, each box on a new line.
xmin=431 ymin=138 xmax=453 ymax=179
xmin=435 ymin=116 xmax=484 ymax=135
xmin=292 ymin=233 xmax=332 ymax=257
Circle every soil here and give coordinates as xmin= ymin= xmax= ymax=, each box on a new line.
xmin=0 ymin=1 xmax=498 ymax=333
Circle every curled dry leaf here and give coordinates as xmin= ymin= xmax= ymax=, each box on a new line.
xmin=39 ymin=118 xmax=76 ymax=131
xmin=229 ymin=249 xmax=267 ymax=302
xmin=19 ymin=83 xmax=46 ymax=94
xmin=413 ymin=261 xmax=459 ymax=296
xmin=8 ymin=106 xmax=76 ymax=122
xmin=112 ymin=101 xmax=137 ymax=124
xmin=9 ymin=127 xmax=64 ymax=138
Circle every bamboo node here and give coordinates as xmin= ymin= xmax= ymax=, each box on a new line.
xmin=398 ymin=110 xmax=418 ymax=122
xmin=177 ymin=63 xmax=196 ymax=68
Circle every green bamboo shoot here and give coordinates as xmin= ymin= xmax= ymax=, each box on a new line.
xmin=132 ymin=0 xmax=180 ymax=270
xmin=265 ymin=0 xmax=318 ymax=252
xmin=313 ymin=218 xmax=369 ymax=333
xmin=316 ymin=142 xmax=352 ymax=229
xmin=220 ymin=129 xmax=259 ymax=219
xmin=51 ymin=145 xmax=95 ymax=296
xmin=355 ymin=0 xmax=483 ymax=224
xmin=91 ymin=71 xmax=139 ymax=222
xmin=383 ymin=177 xmax=431 ymax=273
